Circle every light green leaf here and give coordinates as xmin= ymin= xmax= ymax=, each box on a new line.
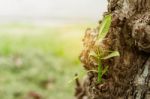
xmin=98 ymin=14 xmax=111 ymax=41
xmin=87 ymin=70 xmax=98 ymax=73
xmin=67 ymin=70 xmax=86 ymax=85
xmin=67 ymin=75 xmax=79 ymax=84
xmin=101 ymin=51 xmax=120 ymax=60
xmin=89 ymin=51 xmax=97 ymax=58
xmin=102 ymin=66 xmax=109 ymax=75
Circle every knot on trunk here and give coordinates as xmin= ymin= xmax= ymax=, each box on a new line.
xmin=131 ymin=12 xmax=150 ymax=53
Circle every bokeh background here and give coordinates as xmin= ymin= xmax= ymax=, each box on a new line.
xmin=0 ymin=0 xmax=107 ymax=99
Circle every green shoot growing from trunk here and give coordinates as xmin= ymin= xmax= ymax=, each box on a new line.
xmin=69 ymin=14 xmax=120 ymax=85
xmin=96 ymin=14 xmax=120 ymax=83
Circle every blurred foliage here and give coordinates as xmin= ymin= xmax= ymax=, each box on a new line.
xmin=0 ymin=23 xmax=95 ymax=99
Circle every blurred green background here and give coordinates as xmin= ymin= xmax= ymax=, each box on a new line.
xmin=0 ymin=23 xmax=96 ymax=99
xmin=0 ymin=0 xmax=106 ymax=98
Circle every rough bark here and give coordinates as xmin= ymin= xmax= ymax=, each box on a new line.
xmin=75 ymin=0 xmax=150 ymax=99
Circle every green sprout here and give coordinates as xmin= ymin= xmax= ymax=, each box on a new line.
xmin=68 ymin=14 xmax=120 ymax=85
xmin=91 ymin=50 xmax=120 ymax=83
xmin=95 ymin=14 xmax=120 ymax=83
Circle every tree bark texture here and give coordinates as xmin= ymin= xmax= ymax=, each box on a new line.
xmin=75 ymin=0 xmax=150 ymax=99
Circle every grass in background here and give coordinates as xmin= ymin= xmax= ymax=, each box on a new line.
xmin=0 ymin=23 xmax=96 ymax=99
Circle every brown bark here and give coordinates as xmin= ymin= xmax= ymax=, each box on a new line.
xmin=75 ymin=0 xmax=150 ymax=99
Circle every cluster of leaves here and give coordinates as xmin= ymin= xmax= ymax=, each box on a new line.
xmin=69 ymin=14 xmax=120 ymax=84
xmin=90 ymin=14 xmax=120 ymax=83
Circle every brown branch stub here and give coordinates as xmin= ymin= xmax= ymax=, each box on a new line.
xmin=131 ymin=12 xmax=150 ymax=53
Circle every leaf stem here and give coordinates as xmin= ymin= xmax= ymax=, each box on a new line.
xmin=98 ymin=60 xmax=102 ymax=83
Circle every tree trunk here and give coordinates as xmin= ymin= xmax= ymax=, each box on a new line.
xmin=75 ymin=0 xmax=150 ymax=99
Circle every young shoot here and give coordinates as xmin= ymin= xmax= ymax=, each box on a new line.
xmin=95 ymin=14 xmax=120 ymax=83
xmin=69 ymin=14 xmax=120 ymax=85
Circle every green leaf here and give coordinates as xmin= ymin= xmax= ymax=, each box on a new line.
xmin=67 ymin=75 xmax=79 ymax=84
xmin=89 ymin=51 xmax=97 ymax=58
xmin=101 ymin=51 xmax=120 ymax=60
xmin=67 ymin=70 xmax=86 ymax=85
xmin=97 ymin=62 xmax=102 ymax=83
xmin=87 ymin=70 xmax=98 ymax=73
xmin=102 ymin=66 xmax=109 ymax=75
xmin=98 ymin=14 xmax=111 ymax=41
